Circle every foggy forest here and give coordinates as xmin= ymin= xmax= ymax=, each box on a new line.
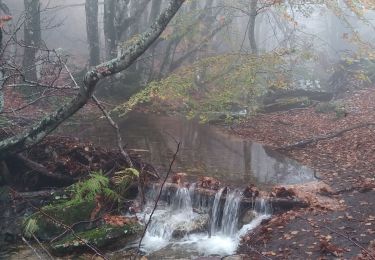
xmin=0 ymin=0 xmax=375 ymax=259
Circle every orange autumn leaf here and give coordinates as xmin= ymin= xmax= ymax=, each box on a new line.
xmin=0 ymin=15 xmax=12 ymax=28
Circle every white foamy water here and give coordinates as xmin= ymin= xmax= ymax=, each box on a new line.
xmin=139 ymin=186 xmax=271 ymax=257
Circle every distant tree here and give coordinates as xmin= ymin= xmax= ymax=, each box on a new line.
xmin=86 ymin=0 xmax=100 ymax=66
xmin=103 ymin=0 xmax=116 ymax=59
xmin=0 ymin=0 xmax=186 ymax=156
xmin=23 ymin=0 xmax=41 ymax=81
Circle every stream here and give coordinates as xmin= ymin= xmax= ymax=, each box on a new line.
xmin=64 ymin=112 xmax=315 ymax=189
xmin=2 ymin=113 xmax=316 ymax=259
xmin=68 ymin=113 xmax=314 ymax=258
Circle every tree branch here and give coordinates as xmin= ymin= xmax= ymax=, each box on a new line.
xmin=0 ymin=0 xmax=185 ymax=157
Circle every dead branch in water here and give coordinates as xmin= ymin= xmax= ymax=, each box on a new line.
xmin=138 ymin=141 xmax=181 ymax=251
xmin=278 ymin=122 xmax=375 ymax=150
xmin=92 ymin=95 xmax=134 ymax=168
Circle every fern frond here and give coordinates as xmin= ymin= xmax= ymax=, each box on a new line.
xmin=112 ymin=168 xmax=139 ymax=195
xmin=23 ymin=218 xmax=39 ymax=238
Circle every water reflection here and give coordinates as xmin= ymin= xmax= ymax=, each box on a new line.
xmin=63 ymin=112 xmax=315 ymax=188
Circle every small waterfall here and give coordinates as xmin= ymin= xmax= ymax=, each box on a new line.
xmin=141 ymin=185 xmax=272 ymax=257
xmin=171 ymin=187 xmax=194 ymax=217
xmin=210 ymin=187 xmax=225 ymax=235
xmin=254 ymin=198 xmax=272 ymax=215
xmin=221 ymin=189 xmax=242 ymax=236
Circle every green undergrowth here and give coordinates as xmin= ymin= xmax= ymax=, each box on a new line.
xmin=23 ymin=169 xmax=139 ymax=240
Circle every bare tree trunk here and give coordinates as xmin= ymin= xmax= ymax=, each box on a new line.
xmin=86 ymin=0 xmax=100 ymax=66
xmin=23 ymin=0 xmax=41 ymax=81
xmin=0 ymin=1 xmax=10 ymax=113
xmin=147 ymin=0 xmax=163 ymax=80
xmin=248 ymin=0 xmax=258 ymax=55
xmin=0 ymin=0 xmax=185 ymax=157
xmin=104 ymin=0 xmax=116 ymax=59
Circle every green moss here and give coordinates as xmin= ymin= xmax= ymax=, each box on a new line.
xmin=51 ymin=223 xmax=142 ymax=255
xmin=27 ymin=199 xmax=96 ymax=240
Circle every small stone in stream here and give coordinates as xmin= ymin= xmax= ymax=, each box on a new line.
xmin=239 ymin=210 xmax=257 ymax=227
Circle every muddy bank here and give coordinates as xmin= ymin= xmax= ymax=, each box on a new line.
xmin=232 ymin=88 xmax=375 ymax=259
xmin=0 ymin=135 xmax=151 ymax=257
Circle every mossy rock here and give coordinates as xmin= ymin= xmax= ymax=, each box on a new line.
xmin=30 ymin=200 xmax=96 ymax=240
xmin=50 ymin=223 xmax=142 ymax=255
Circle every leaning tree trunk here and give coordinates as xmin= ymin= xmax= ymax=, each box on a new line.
xmin=23 ymin=0 xmax=41 ymax=82
xmin=248 ymin=0 xmax=258 ymax=55
xmin=85 ymin=0 xmax=100 ymax=66
xmin=0 ymin=0 xmax=185 ymax=157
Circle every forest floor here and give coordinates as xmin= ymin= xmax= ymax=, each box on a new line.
xmin=233 ymin=88 xmax=375 ymax=259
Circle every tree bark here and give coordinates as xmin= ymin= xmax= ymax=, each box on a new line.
xmin=104 ymin=0 xmax=116 ymax=59
xmin=148 ymin=0 xmax=163 ymax=26
xmin=22 ymin=0 xmax=41 ymax=82
xmin=86 ymin=0 xmax=100 ymax=66
xmin=0 ymin=0 xmax=186 ymax=157
xmin=248 ymin=0 xmax=258 ymax=55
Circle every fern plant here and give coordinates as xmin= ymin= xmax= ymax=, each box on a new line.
xmin=72 ymin=171 xmax=118 ymax=202
xmin=23 ymin=218 xmax=39 ymax=238
xmin=22 ymin=171 xmax=123 ymax=238
xmin=112 ymin=168 xmax=139 ymax=196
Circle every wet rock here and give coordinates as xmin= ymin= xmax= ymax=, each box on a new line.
xmin=239 ymin=210 xmax=257 ymax=227
xmin=243 ymin=184 xmax=259 ymax=198
xmin=50 ymin=223 xmax=142 ymax=255
xmin=224 ymin=255 xmax=248 ymax=260
xmin=172 ymin=214 xmax=210 ymax=238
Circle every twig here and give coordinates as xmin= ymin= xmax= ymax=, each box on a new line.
xmin=22 ymin=236 xmax=43 ymax=260
xmin=32 ymin=234 xmax=54 ymax=260
xmin=92 ymin=95 xmax=134 ymax=168
xmin=138 ymin=141 xmax=181 ymax=251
